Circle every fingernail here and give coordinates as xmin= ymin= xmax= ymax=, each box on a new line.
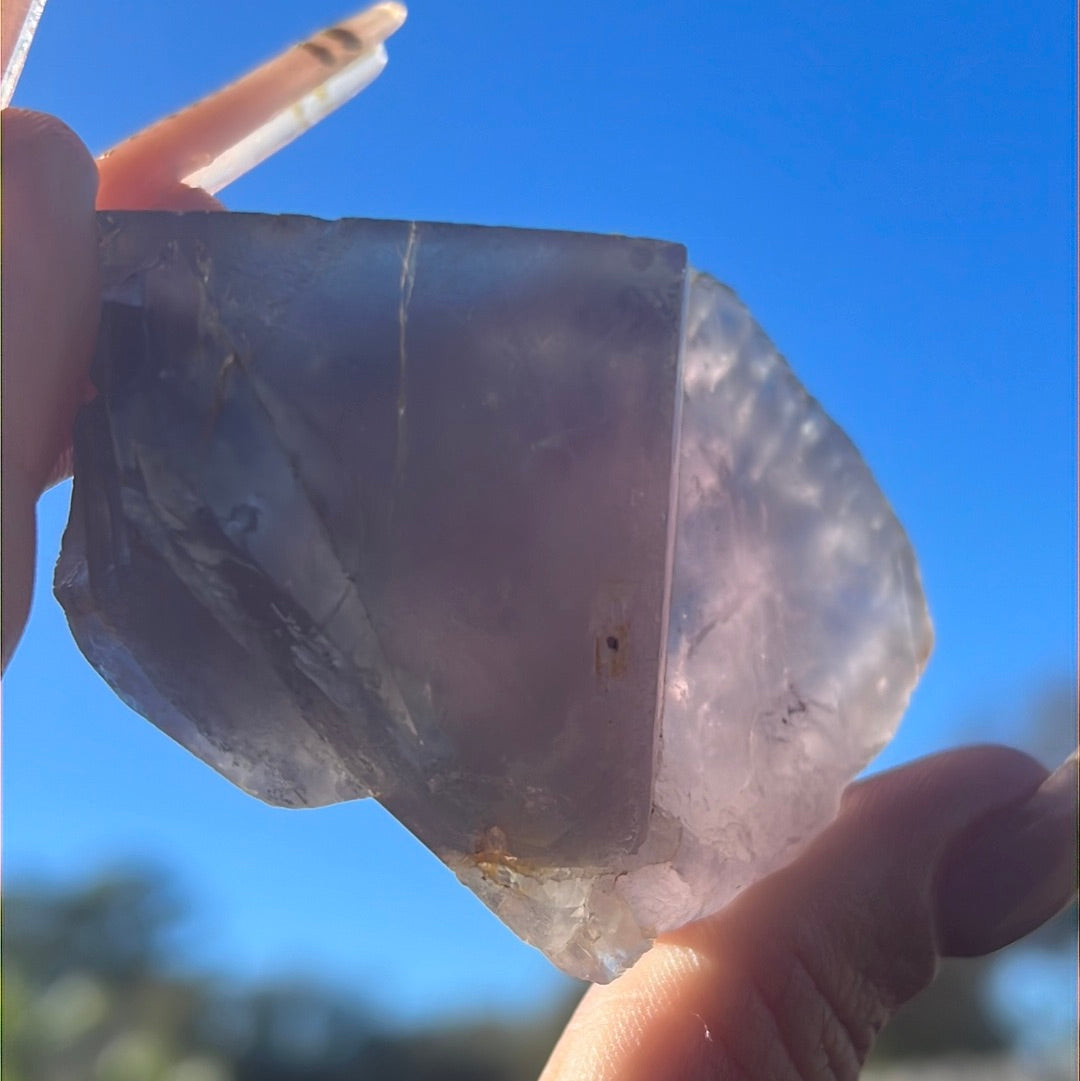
xmin=936 ymin=750 xmax=1078 ymax=956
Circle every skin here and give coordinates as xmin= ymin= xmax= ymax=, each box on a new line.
xmin=2 ymin=106 xmax=1076 ymax=1081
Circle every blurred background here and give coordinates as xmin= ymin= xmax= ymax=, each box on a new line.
xmin=4 ymin=1 xmax=1076 ymax=1078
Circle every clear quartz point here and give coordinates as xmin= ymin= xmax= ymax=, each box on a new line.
xmin=56 ymin=212 xmax=932 ymax=982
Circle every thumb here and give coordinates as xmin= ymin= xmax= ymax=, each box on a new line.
xmin=1 ymin=108 xmax=100 ymax=667
xmin=542 ymin=745 xmax=1077 ymax=1081
xmin=1 ymin=108 xmax=100 ymax=493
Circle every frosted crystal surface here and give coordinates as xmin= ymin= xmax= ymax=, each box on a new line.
xmin=57 ymin=213 xmax=931 ymax=984
xmin=454 ymin=273 xmax=932 ymax=979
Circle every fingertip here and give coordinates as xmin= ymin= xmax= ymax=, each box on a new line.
xmin=95 ymin=169 xmax=226 ymax=210
xmin=935 ymin=750 xmax=1078 ymax=956
xmin=148 ymin=183 xmax=225 ymax=211
xmin=2 ymin=107 xmax=99 ymax=210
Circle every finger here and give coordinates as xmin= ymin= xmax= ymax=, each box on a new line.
xmin=541 ymin=745 xmax=1078 ymax=1081
xmin=96 ymin=181 xmax=226 ymax=213
xmin=95 ymin=2 xmax=405 ymax=209
xmin=1 ymin=109 xmax=99 ymax=491
xmin=936 ymin=747 xmax=1079 ymax=955
xmin=1 ymin=108 xmax=99 ymax=664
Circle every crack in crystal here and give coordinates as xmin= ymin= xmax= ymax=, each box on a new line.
xmin=392 ymin=221 xmax=419 ymax=518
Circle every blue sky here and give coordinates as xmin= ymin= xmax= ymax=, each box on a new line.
xmin=5 ymin=0 xmax=1075 ymax=1024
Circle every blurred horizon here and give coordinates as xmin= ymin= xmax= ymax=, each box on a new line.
xmin=5 ymin=857 xmax=1077 ymax=1079
xmin=3 ymin=0 xmax=1075 ymax=1066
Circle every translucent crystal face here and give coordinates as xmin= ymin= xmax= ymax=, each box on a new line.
xmin=451 ymin=274 xmax=932 ymax=980
xmin=57 ymin=213 xmax=931 ymax=983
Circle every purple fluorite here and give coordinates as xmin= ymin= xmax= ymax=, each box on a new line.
xmin=57 ymin=212 xmax=931 ymax=980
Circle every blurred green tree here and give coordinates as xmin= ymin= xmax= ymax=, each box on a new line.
xmin=2 ymin=869 xmax=580 ymax=1081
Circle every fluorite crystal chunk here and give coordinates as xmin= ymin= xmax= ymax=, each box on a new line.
xmin=56 ymin=211 xmax=932 ymax=981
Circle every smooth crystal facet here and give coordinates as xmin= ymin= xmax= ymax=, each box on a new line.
xmin=57 ymin=212 xmax=932 ymax=981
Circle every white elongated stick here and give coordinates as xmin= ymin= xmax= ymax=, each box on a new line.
xmin=1 ymin=0 xmax=46 ymax=108
xmin=97 ymin=3 xmax=406 ymax=204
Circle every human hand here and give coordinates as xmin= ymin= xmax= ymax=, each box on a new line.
xmin=2 ymin=110 xmax=1074 ymax=1081
xmin=541 ymin=743 xmax=1077 ymax=1080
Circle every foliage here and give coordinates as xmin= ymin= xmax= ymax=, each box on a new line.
xmin=5 ymin=866 xmax=1075 ymax=1080
xmin=2 ymin=869 xmax=580 ymax=1081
